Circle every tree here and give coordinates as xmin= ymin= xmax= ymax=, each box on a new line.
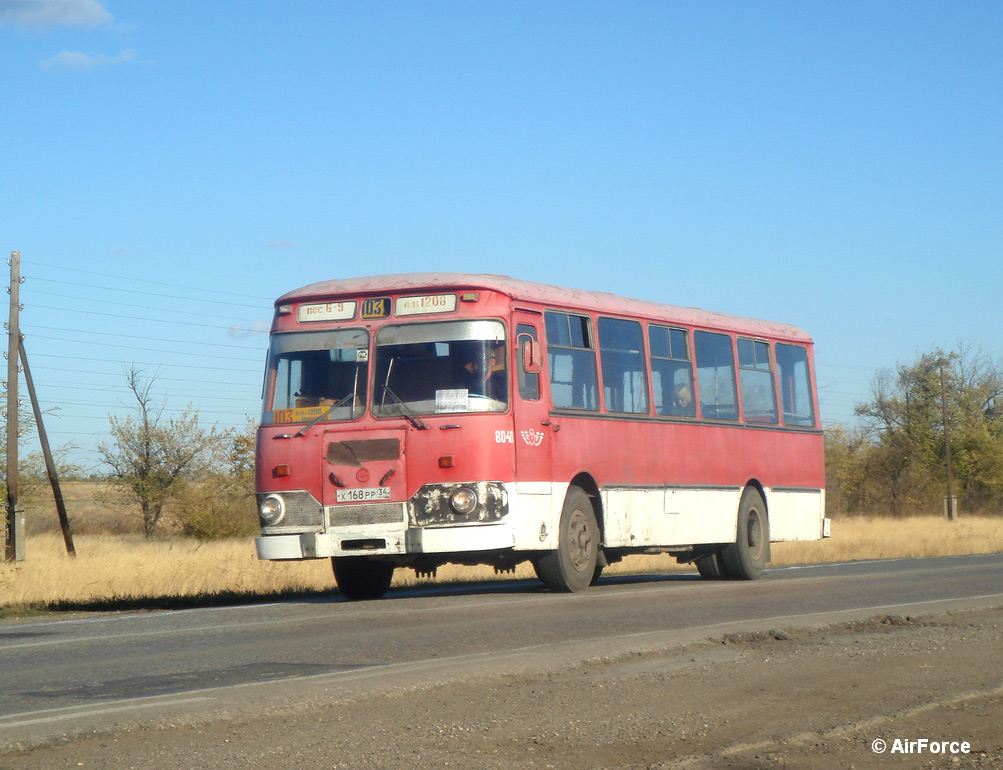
xmin=835 ymin=345 xmax=1003 ymax=516
xmin=947 ymin=345 xmax=1003 ymax=509
xmin=823 ymin=423 xmax=869 ymax=516
xmin=852 ymin=353 xmax=951 ymax=515
xmin=98 ymin=367 xmax=224 ymax=537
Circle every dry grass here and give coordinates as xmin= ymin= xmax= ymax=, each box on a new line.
xmin=770 ymin=515 xmax=1003 ymax=564
xmin=24 ymin=481 xmax=145 ymax=537
xmin=2 ymin=515 xmax=1001 ymax=614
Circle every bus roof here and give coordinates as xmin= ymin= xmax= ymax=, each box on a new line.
xmin=278 ymin=272 xmax=813 ymax=343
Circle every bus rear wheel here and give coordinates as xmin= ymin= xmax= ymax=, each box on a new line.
xmin=720 ymin=488 xmax=769 ymax=580
xmin=536 ymin=486 xmax=599 ymax=593
xmin=331 ymin=557 xmax=395 ymax=601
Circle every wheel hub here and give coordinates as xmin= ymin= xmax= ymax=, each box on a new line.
xmin=568 ymin=509 xmax=594 ymax=571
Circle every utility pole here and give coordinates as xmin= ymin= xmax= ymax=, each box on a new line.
xmin=20 ymin=344 xmax=75 ymax=556
xmin=4 ymin=252 xmax=24 ymax=561
xmin=2 ymin=253 xmax=76 ymax=560
xmin=940 ymin=366 xmax=957 ymax=522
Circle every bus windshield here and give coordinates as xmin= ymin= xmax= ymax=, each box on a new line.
xmin=262 ymin=329 xmax=369 ymax=424
xmin=373 ymin=320 xmax=507 ymax=416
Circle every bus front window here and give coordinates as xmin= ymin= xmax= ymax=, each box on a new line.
xmin=373 ymin=320 xmax=507 ymax=416
xmin=262 ymin=329 xmax=369 ymax=424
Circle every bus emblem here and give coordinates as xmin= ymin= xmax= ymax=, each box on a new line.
xmin=520 ymin=429 xmax=545 ymax=447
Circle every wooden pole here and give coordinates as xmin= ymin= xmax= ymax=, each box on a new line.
xmin=4 ymin=252 xmax=23 ymax=562
xmin=20 ymin=344 xmax=75 ymax=556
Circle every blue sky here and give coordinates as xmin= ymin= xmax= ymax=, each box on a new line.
xmin=1 ymin=0 xmax=1001 ymax=470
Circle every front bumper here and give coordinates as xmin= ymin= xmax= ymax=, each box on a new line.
xmin=256 ymin=521 xmax=516 ymax=560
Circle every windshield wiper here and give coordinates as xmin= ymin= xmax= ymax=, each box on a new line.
xmin=379 ymin=385 xmax=429 ymax=431
xmin=291 ymin=392 xmax=357 ymax=437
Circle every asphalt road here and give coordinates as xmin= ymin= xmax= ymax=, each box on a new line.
xmin=2 ymin=553 xmax=1001 ymax=753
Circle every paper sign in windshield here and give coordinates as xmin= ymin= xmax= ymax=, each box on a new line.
xmin=435 ymin=389 xmax=468 ymax=412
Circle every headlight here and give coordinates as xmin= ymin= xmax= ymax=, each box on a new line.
xmin=449 ymin=487 xmax=478 ymax=515
xmin=259 ymin=494 xmax=286 ymax=525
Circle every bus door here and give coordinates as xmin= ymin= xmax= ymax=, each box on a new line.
xmin=512 ymin=311 xmax=552 ymax=482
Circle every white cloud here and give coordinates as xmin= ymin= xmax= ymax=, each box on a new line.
xmin=40 ymin=48 xmax=149 ymax=70
xmin=0 ymin=0 xmax=112 ymax=28
xmin=228 ymin=320 xmax=272 ymax=338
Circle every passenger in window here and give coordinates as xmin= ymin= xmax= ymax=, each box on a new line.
xmin=457 ymin=343 xmax=507 ymax=402
xmin=487 ymin=342 xmax=507 ymax=401
xmin=458 ymin=350 xmax=485 ymax=394
xmin=670 ymin=383 xmax=694 ymax=416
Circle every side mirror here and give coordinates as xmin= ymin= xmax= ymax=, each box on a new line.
xmin=521 ymin=339 xmax=543 ymax=374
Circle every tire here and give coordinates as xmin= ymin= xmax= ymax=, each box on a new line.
xmin=590 ymin=548 xmax=609 ymax=586
xmin=720 ymin=488 xmax=770 ymax=580
xmin=331 ymin=557 xmax=395 ymax=601
xmin=694 ymin=547 xmax=728 ymax=580
xmin=532 ymin=555 xmax=603 ymax=586
xmin=536 ymin=486 xmax=599 ymax=593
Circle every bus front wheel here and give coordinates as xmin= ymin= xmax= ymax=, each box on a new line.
xmin=720 ymin=488 xmax=769 ymax=580
xmin=536 ymin=486 xmax=599 ymax=593
xmin=331 ymin=557 xmax=395 ymax=601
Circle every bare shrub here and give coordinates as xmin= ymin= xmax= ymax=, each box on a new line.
xmin=98 ymin=367 xmax=229 ymax=537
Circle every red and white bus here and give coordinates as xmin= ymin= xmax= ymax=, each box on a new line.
xmin=255 ymin=273 xmax=828 ymax=600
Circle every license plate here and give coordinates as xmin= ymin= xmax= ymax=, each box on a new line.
xmin=336 ymin=487 xmax=392 ymax=503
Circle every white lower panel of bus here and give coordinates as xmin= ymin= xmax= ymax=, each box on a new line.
xmin=602 ymin=487 xmax=741 ymax=549
xmin=763 ymin=488 xmax=827 ymax=541
xmin=600 ymin=485 xmax=826 ymax=549
xmin=509 ymin=481 xmax=568 ymax=552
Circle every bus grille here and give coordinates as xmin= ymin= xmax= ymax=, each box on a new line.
xmin=259 ymin=491 xmax=323 ymax=529
xmin=328 ymin=503 xmax=405 ymax=527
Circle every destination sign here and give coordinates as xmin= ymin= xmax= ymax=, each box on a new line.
xmin=395 ymin=294 xmax=457 ymax=316
xmin=298 ymin=301 xmax=356 ymax=322
xmin=361 ymin=297 xmax=391 ymax=319
xmin=271 ymin=406 xmax=327 ymax=424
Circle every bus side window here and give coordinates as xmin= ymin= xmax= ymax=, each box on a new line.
xmin=516 ymin=324 xmax=541 ymax=401
xmin=776 ymin=343 xmax=816 ymax=427
xmin=694 ymin=330 xmax=738 ymax=420
xmin=737 ymin=337 xmax=779 ymax=424
xmin=649 ymin=325 xmax=695 ymax=417
xmin=598 ymin=317 xmax=648 ymax=414
xmin=545 ymin=311 xmax=598 ymax=411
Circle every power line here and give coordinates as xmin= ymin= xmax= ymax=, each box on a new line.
xmin=29 ymin=260 xmax=274 ymax=303
xmin=28 ymin=304 xmax=267 ymax=333
xmin=28 ymin=363 xmax=256 ymax=386
xmin=26 ymin=332 xmax=263 ymax=363
xmin=27 ymin=351 xmax=261 ymax=374
xmin=27 ymin=287 xmax=267 ymax=323
xmin=28 ymin=277 xmax=269 ymax=311
xmin=24 ymin=323 xmax=265 ymax=352
xmin=28 ymin=380 xmax=259 ymax=402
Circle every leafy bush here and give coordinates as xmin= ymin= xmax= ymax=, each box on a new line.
xmin=172 ymin=479 xmax=258 ymax=540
